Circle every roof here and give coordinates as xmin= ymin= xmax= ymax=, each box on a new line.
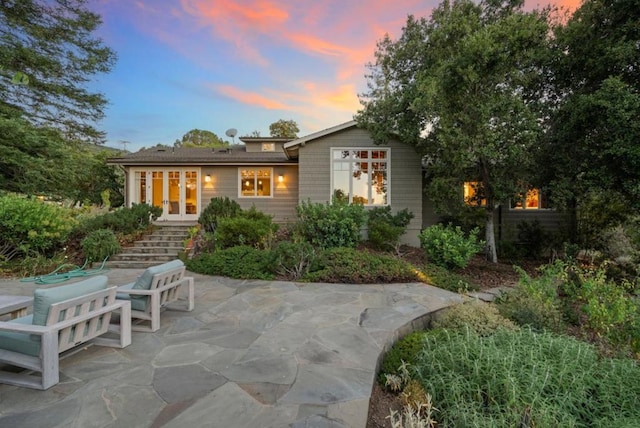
xmin=283 ymin=120 xmax=357 ymax=153
xmin=107 ymin=146 xmax=295 ymax=166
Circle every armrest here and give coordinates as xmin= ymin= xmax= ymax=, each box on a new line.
xmin=0 ymin=322 xmax=51 ymax=335
xmin=117 ymin=279 xmax=191 ymax=296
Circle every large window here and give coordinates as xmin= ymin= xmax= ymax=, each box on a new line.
xmin=511 ymin=188 xmax=548 ymax=209
xmin=332 ymin=149 xmax=389 ymax=205
xmin=239 ymin=168 xmax=272 ymax=197
xmin=463 ymin=182 xmax=487 ymax=207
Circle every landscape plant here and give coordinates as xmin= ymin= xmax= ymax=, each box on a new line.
xmin=295 ymin=200 xmax=367 ymax=249
xmin=198 ymin=197 xmax=241 ymax=234
xmin=80 ymin=228 xmax=121 ymax=262
xmin=214 ymin=207 xmax=277 ymax=250
xmin=419 ymin=223 xmax=484 ymax=269
xmin=367 ymin=206 xmax=414 ymax=253
xmin=185 ymin=246 xmax=275 ymax=280
xmin=272 ymin=240 xmax=316 ymax=281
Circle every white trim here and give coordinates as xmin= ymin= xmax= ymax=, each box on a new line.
xmin=237 ymin=167 xmax=274 ymax=199
xmin=329 ymin=147 xmax=390 ymax=206
xmin=284 ymin=121 xmax=357 ymax=150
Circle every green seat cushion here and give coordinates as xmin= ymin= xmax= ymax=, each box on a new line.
xmin=32 ymin=275 xmax=109 ymax=326
xmin=131 ymin=260 xmax=184 ymax=291
xmin=0 ymin=315 xmax=41 ymax=357
xmin=116 ymin=283 xmax=148 ymax=311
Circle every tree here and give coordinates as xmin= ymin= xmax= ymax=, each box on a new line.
xmin=0 ymin=0 xmax=116 ymax=143
xmin=541 ymin=0 xmax=640 ymax=242
xmin=174 ymin=129 xmax=229 ymax=148
xmin=269 ymin=119 xmax=299 ymax=138
xmin=356 ymin=0 xmax=551 ymax=262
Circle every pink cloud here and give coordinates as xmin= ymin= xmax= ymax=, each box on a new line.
xmin=215 ymin=85 xmax=291 ymax=110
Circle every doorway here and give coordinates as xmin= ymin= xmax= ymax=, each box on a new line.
xmin=132 ymin=169 xmax=199 ymax=221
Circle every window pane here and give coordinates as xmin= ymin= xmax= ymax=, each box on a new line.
xmin=371 ymin=164 xmax=388 ymax=205
xmin=333 ymin=169 xmax=350 ymax=203
xmin=352 ymin=162 xmax=369 ymax=204
xmin=241 ymin=170 xmax=255 ymax=196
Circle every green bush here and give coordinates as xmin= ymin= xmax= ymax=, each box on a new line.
xmin=379 ymin=331 xmax=428 ymax=384
xmin=516 ymin=219 xmax=553 ymax=260
xmin=0 ymin=194 xmax=76 ymax=258
xmin=80 ymin=229 xmax=121 ymax=262
xmin=412 ymin=328 xmax=640 ymax=427
xmin=272 ymin=240 xmax=317 ymax=280
xmin=185 ymin=246 xmax=274 ymax=280
xmin=496 ymin=262 xmax=565 ymax=333
xmin=76 ymin=203 xmax=161 ymax=235
xmin=419 ymin=223 xmax=484 ymax=269
xmin=199 ymin=197 xmax=241 ymax=234
xmin=367 ymin=206 xmax=414 ymax=252
xmin=215 ymin=207 xmax=278 ymax=249
xmin=432 ymin=302 xmax=518 ymax=336
xmin=421 ymin=264 xmax=479 ymax=293
xmin=303 ymin=247 xmax=418 ymax=283
xmin=295 ymin=200 xmax=367 ymax=249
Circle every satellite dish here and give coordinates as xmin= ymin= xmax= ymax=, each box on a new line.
xmin=225 ymin=128 xmax=237 ymax=138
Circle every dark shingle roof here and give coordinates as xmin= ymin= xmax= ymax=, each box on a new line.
xmin=108 ymin=146 xmax=294 ymax=165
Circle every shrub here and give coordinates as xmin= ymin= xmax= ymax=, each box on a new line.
xmin=81 ymin=229 xmax=121 ymax=262
xmin=295 ymin=200 xmax=367 ymax=249
xmin=420 ymin=264 xmax=479 ymax=293
xmin=303 ymin=247 xmax=418 ymax=284
xmin=496 ymin=262 xmax=565 ymax=333
xmin=0 ymin=194 xmax=76 ymax=258
xmin=215 ymin=207 xmax=278 ymax=249
xmin=412 ymin=328 xmax=640 ymax=427
xmin=516 ymin=219 xmax=552 ymax=260
xmin=185 ymin=246 xmax=274 ymax=280
xmin=367 ymin=206 xmax=414 ymax=252
xmin=419 ymin=223 xmax=484 ymax=269
xmin=432 ymin=301 xmax=518 ymax=336
xmin=76 ymin=203 xmax=161 ymax=235
xmin=272 ymin=240 xmax=317 ymax=280
xmin=380 ymin=331 xmax=428 ymax=384
xmin=198 ymin=197 xmax=241 ymax=234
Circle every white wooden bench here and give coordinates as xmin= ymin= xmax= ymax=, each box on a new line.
xmin=0 ymin=277 xmax=131 ymax=390
xmin=116 ymin=260 xmax=194 ymax=332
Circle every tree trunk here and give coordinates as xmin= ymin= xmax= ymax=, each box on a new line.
xmin=485 ymin=208 xmax=498 ymax=263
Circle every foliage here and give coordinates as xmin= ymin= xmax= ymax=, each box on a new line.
xmin=174 ymin=129 xmax=229 ymax=148
xmin=268 ymin=119 xmax=299 ymax=138
xmin=367 ymin=206 xmax=414 ymax=252
xmin=496 ymin=262 xmax=566 ymax=333
xmin=68 ymin=149 xmax=125 ymax=207
xmin=214 ymin=208 xmax=278 ymax=249
xmin=75 ymin=203 xmax=161 ymax=236
xmin=198 ymin=197 xmax=241 ymax=234
xmin=80 ymin=229 xmax=120 ymax=262
xmin=516 ymin=219 xmax=553 ymax=260
xmin=432 ymin=301 xmax=518 ymax=336
xmin=0 ymin=0 xmax=116 ymax=142
xmin=380 ymin=331 xmax=428 ymax=383
xmin=272 ymin=240 xmax=316 ymax=281
xmin=185 ymin=246 xmax=275 ymax=280
xmin=0 ymin=194 xmax=76 ymax=258
xmin=419 ymin=224 xmax=484 ymax=269
xmin=412 ymin=328 xmax=640 ymax=427
xmin=420 ymin=264 xmax=479 ymax=293
xmin=303 ymin=247 xmax=418 ymax=284
xmin=356 ymin=0 xmax=551 ymax=262
xmin=295 ymin=200 xmax=367 ymax=249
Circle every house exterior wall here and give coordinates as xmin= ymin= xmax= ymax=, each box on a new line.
xmin=200 ymin=164 xmax=299 ymax=225
xmin=297 ymin=127 xmax=423 ymax=246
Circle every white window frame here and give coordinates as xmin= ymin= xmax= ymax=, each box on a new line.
xmin=238 ymin=167 xmax=274 ymax=198
xmin=330 ymin=148 xmax=390 ymax=206
xmin=261 ymin=143 xmax=275 ymax=152
xmin=509 ymin=188 xmax=552 ymax=210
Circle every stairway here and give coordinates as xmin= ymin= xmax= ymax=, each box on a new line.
xmin=106 ymin=224 xmax=192 ymax=269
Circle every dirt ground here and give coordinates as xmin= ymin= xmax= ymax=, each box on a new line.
xmin=366 ymin=255 xmax=541 ymax=428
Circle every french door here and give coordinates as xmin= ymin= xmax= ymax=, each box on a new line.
xmin=132 ymin=169 xmax=199 ymax=221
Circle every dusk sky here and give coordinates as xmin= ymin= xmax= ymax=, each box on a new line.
xmin=89 ymin=0 xmax=580 ymax=151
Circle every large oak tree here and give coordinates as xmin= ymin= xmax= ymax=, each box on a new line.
xmin=356 ymin=0 xmax=551 ymax=262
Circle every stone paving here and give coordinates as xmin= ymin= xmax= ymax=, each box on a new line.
xmin=0 ymin=269 xmax=463 ymax=427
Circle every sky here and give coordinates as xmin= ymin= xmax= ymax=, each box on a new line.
xmin=88 ymin=0 xmax=580 ymax=152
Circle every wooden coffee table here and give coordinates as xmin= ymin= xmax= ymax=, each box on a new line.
xmin=0 ymin=295 xmax=33 ymax=319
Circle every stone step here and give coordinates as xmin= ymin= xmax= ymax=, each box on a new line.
xmin=103 ymin=260 xmax=179 ymax=269
xmin=124 ymin=246 xmax=183 ymax=254
xmin=109 ymin=253 xmax=179 ymax=262
xmin=145 ymin=234 xmax=188 ymax=242
xmin=134 ymin=240 xmax=185 ymax=249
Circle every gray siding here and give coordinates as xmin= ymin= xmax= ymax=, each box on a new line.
xmin=297 ymin=128 xmax=423 ymax=246
xmin=200 ymin=165 xmax=299 ymax=224
xmin=496 ymin=208 xmax=567 ymax=242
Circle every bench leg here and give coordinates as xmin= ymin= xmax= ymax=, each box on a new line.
xmin=185 ymin=278 xmax=195 ymax=312
xmin=150 ymin=293 xmax=161 ymax=332
xmin=40 ymin=331 xmax=60 ymax=390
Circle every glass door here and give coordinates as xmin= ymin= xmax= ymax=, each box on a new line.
xmin=131 ymin=169 xmax=199 ymax=220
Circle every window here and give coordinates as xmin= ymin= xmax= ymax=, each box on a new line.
xmin=332 ymin=149 xmax=388 ymax=205
xmin=261 ymin=143 xmax=275 ymax=152
xmin=463 ymin=182 xmax=487 ymax=207
xmin=239 ymin=168 xmax=272 ymax=197
xmin=511 ymin=188 xmax=548 ymax=209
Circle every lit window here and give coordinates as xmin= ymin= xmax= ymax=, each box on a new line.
xmin=463 ymin=182 xmax=487 ymax=207
xmin=331 ymin=149 xmax=388 ymax=205
xmin=239 ymin=168 xmax=272 ymax=197
xmin=261 ymin=143 xmax=275 ymax=152
xmin=511 ymin=188 xmax=547 ymax=209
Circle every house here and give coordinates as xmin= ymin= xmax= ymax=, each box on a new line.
xmin=109 ymin=121 xmax=564 ymax=247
